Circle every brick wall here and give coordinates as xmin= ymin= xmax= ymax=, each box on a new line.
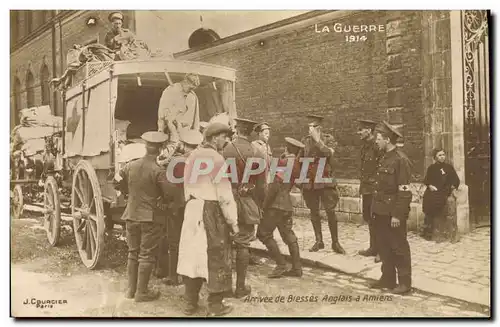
xmin=178 ymin=11 xmax=426 ymax=181
xmin=10 ymin=10 xmax=136 ymax=127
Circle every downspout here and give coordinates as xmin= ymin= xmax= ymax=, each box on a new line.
xmin=51 ymin=16 xmax=58 ymax=115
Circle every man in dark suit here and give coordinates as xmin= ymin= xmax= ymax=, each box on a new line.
xmin=116 ymin=131 xmax=169 ymax=302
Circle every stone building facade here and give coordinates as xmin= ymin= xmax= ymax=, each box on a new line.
xmin=10 ymin=10 xmax=490 ymax=234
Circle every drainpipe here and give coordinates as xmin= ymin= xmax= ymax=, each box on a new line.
xmin=51 ymin=15 xmax=57 ymax=115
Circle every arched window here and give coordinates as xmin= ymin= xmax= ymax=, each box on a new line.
xmin=13 ymin=77 xmax=21 ymax=125
xmin=40 ymin=65 xmax=50 ymax=105
xmin=26 ymin=71 xmax=35 ymax=108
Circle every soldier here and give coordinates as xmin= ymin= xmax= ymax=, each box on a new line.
xmin=357 ymin=119 xmax=382 ymax=263
xmin=301 ymin=114 xmax=345 ymax=254
xmin=104 ymin=12 xmax=136 ymax=57
xmin=222 ymin=117 xmax=266 ymax=298
xmin=116 ymin=131 xmax=169 ymax=302
xmin=370 ymin=121 xmax=412 ymax=295
xmin=177 ymin=122 xmax=238 ymax=317
xmin=252 ymin=122 xmax=273 ymax=173
xmin=257 ymin=137 xmax=304 ymax=278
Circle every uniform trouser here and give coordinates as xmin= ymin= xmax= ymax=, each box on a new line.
xmin=302 ymin=187 xmax=340 ymax=242
xmin=233 ymin=223 xmax=255 ymax=289
xmin=167 ymin=208 xmax=184 ymax=279
xmin=374 ymin=214 xmax=412 ymax=287
xmin=362 ymin=194 xmax=377 ymax=252
xmin=183 ymin=276 xmax=224 ymax=311
xmin=257 ymin=208 xmax=298 ymax=267
xmin=126 ymin=221 xmax=163 ymax=264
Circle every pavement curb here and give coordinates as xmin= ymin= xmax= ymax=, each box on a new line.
xmin=249 ymin=245 xmax=490 ymax=308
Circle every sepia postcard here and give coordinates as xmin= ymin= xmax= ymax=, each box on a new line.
xmin=9 ymin=9 xmax=491 ymax=318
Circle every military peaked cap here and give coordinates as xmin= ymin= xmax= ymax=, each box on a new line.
xmin=234 ymin=117 xmax=258 ymax=128
xmin=358 ymin=119 xmax=378 ymax=129
xmin=375 ymin=121 xmax=403 ymax=139
xmin=253 ymin=122 xmax=271 ymax=133
xmin=204 ymin=122 xmax=234 ymax=139
xmin=179 ymin=129 xmax=203 ymax=146
xmin=108 ymin=11 xmax=124 ymax=22
xmin=285 ymin=137 xmax=305 ymax=149
xmin=306 ymin=114 xmax=325 ymax=126
xmin=141 ymin=131 xmax=168 ymax=144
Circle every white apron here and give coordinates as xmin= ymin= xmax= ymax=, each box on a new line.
xmin=177 ymin=198 xmax=208 ymax=280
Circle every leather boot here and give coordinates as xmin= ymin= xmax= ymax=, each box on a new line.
xmin=234 ymin=248 xmax=251 ymax=298
xmin=369 ymin=278 xmax=396 ymax=290
xmin=184 ymin=277 xmax=202 ymax=315
xmin=327 ymin=212 xmax=345 ymax=254
xmin=283 ymin=242 xmax=302 ymax=277
xmin=207 ymin=293 xmax=233 ymax=317
xmin=135 ymin=262 xmax=161 ymax=302
xmin=163 ymin=249 xmax=180 ymax=286
xmin=125 ymin=259 xmax=139 ymax=299
xmin=309 ymin=219 xmax=324 ymax=252
xmin=392 ymin=275 xmax=412 ymax=295
xmin=264 ymin=240 xmax=288 ymax=278
xmin=359 ymin=221 xmax=377 ymax=256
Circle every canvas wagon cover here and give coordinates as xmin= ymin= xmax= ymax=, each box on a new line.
xmin=65 ymin=79 xmax=118 ymax=157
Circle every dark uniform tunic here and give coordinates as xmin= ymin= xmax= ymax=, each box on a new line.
xmin=257 ymin=154 xmax=301 ymax=246
xmin=300 ymin=133 xmax=339 ymax=216
xmin=372 ymin=147 xmax=413 ymax=286
xmin=118 ymin=154 xmax=168 ymax=264
xmin=360 ymin=138 xmax=383 ymax=222
xmin=104 ymin=28 xmax=135 ymax=51
xmin=222 ymin=135 xmax=266 ymax=248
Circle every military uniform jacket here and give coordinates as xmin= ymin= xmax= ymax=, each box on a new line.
xmin=262 ymin=153 xmax=301 ymax=212
xmin=372 ymin=148 xmax=412 ymax=221
xmin=222 ymin=135 xmax=266 ymax=224
xmin=104 ymin=28 xmax=135 ymax=51
xmin=359 ymin=138 xmax=382 ymax=195
xmin=118 ymin=154 xmax=169 ymax=224
xmin=252 ymin=140 xmax=272 ymax=164
xmin=300 ymin=133 xmax=337 ymax=190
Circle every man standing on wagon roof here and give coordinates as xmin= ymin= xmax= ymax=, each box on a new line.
xmin=104 ymin=11 xmax=136 ymax=58
xmin=157 ymin=73 xmax=201 ymax=142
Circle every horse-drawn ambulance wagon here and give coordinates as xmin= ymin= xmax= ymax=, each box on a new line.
xmin=15 ymin=55 xmax=238 ymax=270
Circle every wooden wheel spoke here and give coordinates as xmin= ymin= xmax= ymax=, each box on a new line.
xmin=89 ymin=197 xmax=95 ymax=212
xmin=77 ymin=220 xmax=86 ymax=233
xmin=81 ymin=223 xmax=88 ymax=251
xmin=74 ymin=184 xmax=85 ymax=207
xmin=85 ymin=223 xmax=92 ymax=260
xmin=88 ymin=221 xmax=96 ymax=257
xmin=77 ymin=171 xmax=88 ymax=205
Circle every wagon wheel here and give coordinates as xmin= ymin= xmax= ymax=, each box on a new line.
xmin=71 ymin=160 xmax=105 ymax=270
xmin=44 ymin=176 xmax=61 ymax=247
xmin=11 ymin=185 xmax=24 ymax=219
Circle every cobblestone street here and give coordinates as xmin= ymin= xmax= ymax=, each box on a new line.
xmin=250 ymin=215 xmax=491 ymax=307
xmin=11 ymin=215 xmax=490 ymax=317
